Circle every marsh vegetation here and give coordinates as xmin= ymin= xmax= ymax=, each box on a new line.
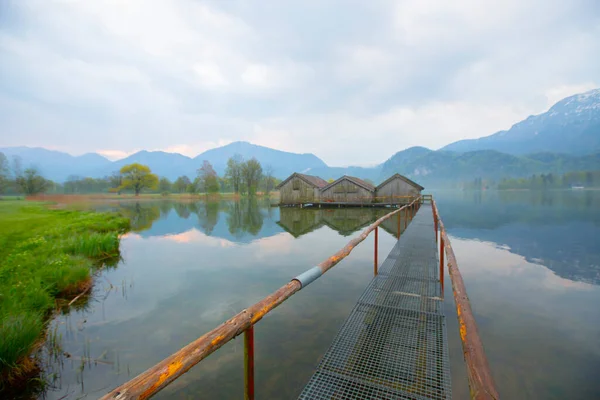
xmin=0 ymin=200 xmax=129 ymax=389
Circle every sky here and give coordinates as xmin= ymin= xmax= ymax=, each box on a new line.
xmin=0 ymin=0 xmax=599 ymax=166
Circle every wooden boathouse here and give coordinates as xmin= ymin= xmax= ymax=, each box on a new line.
xmin=276 ymin=173 xmax=328 ymax=205
xmin=320 ymin=175 xmax=376 ymax=204
xmin=376 ymin=173 xmax=424 ymax=203
xmin=278 ymin=172 xmax=424 ymax=207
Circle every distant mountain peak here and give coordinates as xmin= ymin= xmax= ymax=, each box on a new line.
xmin=442 ymin=87 xmax=600 ymax=155
xmin=216 ymin=140 xmax=318 ymax=157
xmin=77 ymin=152 xmax=109 ymax=161
xmin=569 ymin=88 xmax=600 ymax=101
xmin=549 ymin=88 xmax=600 ymax=116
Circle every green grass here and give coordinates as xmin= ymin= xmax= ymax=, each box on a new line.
xmin=0 ymin=201 xmax=129 ymax=383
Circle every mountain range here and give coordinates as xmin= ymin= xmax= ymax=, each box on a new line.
xmin=0 ymin=142 xmax=326 ymax=182
xmin=1 ymin=88 xmax=599 ymax=186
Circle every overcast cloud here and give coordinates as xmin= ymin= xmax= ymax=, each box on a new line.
xmin=1 ymin=0 xmax=599 ymax=165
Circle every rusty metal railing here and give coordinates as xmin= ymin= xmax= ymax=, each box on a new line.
xmin=100 ymin=198 xmax=422 ymax=400
xmin=431 ymin=198 xmax=499 ymax=399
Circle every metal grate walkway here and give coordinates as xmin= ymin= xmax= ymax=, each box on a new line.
xmin=299 ymin=204 xmax=452 ymax=400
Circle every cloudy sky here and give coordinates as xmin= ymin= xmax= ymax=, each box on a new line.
xmin=1 ymin=0 xmax=599 ymax=166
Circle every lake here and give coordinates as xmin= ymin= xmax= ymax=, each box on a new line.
xmin=35 ymin=191 xmax=600 ymax=399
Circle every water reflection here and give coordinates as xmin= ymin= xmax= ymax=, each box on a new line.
xmin=32 ymin=200 xmax=401 ymax=400
xmin=278 ymin=207 xmax=397 ymax=238
xmin=24 ymin=192 xmax=600 ymax=400
xmin=104 ymin=200 xmax=401 ymax=241
xmin=434 ymin=190 xmax=600 ymax=285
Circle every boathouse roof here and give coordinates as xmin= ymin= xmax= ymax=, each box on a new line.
xmin=376 ymin=173 xmax=424 ymax=191
xmin=276 ymin=172 xmax=328 ymax=189
xmin=322 ymin=175 xmax=376 ymax=193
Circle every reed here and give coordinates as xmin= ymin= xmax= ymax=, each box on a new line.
xmin=0 ymin=200 xmax=130 ymax=384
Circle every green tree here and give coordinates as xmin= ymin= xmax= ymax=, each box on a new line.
xmin=0 ymin=152 xmax=8 ymax=194
xmin=197 ymin=160 xmax=220 ymax=194
xmin=174 ymin=176 xmax=191 ymax=193
xmin=158 ymin=177 xmax=172 ymax=193
xmin=11 ymin=155 xmax=23 ymax=180
xmin=242 ymin=158 xmax=263 ymax=195
xmin=118 ymin=163 xmax=159 ymax=196
xmin=109 ymin=171 xmax=123 ymax=194
xmin=16 ymin=168 xmax=50 ymax=195
xmin=262 ymin=165 xmax=276 ymax=195
xmin=186 ymin=183 xmax=197 ymax=194
xmin=219 ymin=176 xmax=232 ymax=192
xmin=225 ymin=154 xmax=244 ymax=193
xmin=65 ymin=175 xmax=83 ymax=193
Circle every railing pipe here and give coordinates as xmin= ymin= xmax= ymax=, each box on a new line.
xmin=439 ymin=236 xmax=445 ymax=294
xmin=101 ymin=199 xmax=421 ymax=399
xmin=432 ymin=200 xmax=499 ymax=400
xmin=434 ymin=207 xmax=438 ymax=243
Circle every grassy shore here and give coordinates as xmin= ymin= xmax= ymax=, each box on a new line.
xmin=0 ymin=200 xmax=129 ymax=386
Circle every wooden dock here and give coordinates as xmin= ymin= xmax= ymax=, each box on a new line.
xmin=298 ymin=203 xmax=451 ymax=399
xmin=283 ymin=201 xmax=413 ymax=208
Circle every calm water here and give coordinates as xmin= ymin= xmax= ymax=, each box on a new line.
xmin=35 ymin=192 xmax=600 ymax=399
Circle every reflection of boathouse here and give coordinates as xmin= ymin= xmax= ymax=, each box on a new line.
xmin=277 ymin=172 xmax=424 ymax=206
xmin=277 ymin=207 xmax=405 ymax=238
xmin=276 ymin=207 xmax=325 ymax=238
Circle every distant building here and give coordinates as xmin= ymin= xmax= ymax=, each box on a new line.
xmin=276 ymin=173 xmax=328 ymax=205
xmin=376 ymin=173 xmax=424 ymax=203
xmin=320 ymin=176 xmax=376 ymax=204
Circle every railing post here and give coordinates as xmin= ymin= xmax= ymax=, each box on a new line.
xmin=244 ymin=326 xmax=255 ymax=400
xmin=433 ymin=207 xmax=438 ymax=243
xmin=439 ymin=236 xmax=445 ymax=294
xmin=374 ymin=226 xmax=379 ymax=276
xmin=397 ymin=211 xmax=401 ymax=239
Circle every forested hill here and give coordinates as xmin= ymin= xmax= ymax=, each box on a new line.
xmin=375 ymin=148 xmax=600 ymax=187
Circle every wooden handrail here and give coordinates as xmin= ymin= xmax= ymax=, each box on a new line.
xmin=100 ymin=198 xmax=421 ymax=399
xmin=432 ymin=199 xmax=499 ymax=399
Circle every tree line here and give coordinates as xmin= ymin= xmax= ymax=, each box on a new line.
xmin=497 ymin=171 xmax=600 ymax=190
xmin=0 ymin=152 xmax=54 ymax=196
xmin=0 ymin=152 xmax=279 ymax=196
xmin=157 ymin=156 xmax=278 ymax=195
